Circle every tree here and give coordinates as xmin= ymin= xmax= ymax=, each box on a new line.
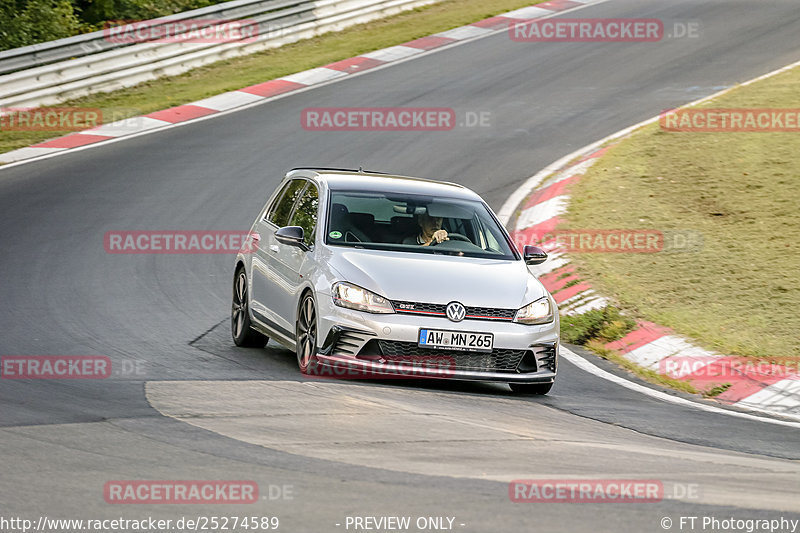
xmin=0 ymin=0 xmax=82 ymax=50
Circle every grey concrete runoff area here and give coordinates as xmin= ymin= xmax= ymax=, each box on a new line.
xmin=1 ymin=0 xmax=799 ymax=531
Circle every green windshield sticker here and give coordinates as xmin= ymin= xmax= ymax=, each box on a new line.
xmin=329 ymin=231 xmax=342 ymax=239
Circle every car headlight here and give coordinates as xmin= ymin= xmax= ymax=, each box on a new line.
xmin=332 ymin=282 xmax=395 ymax=314
xmin=514 ymin=297 xmax=553 ymax=325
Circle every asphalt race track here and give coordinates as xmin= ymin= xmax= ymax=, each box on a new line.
xmin=1 ymin=0 xmax=800 ymax=531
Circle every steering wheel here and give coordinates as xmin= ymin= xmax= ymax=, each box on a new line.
xmin=429 ymin=232 xmax=470 ymax=245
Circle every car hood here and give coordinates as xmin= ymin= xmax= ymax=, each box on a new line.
xmin=327 ymin=248 xmax=548 ymax=309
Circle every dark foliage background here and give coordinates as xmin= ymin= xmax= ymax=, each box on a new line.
xmin=0 ymin=0 xmax=232 ymax=51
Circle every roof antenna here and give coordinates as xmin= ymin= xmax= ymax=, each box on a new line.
xmin=358 ymin=166 xmax=364 ymax=174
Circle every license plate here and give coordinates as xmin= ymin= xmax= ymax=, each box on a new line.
xmin=418 ymin=328 xmax=493 ymax=352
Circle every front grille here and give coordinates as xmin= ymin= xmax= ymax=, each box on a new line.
xmin=392 ymin=300 xmax=516 ymax=321
xmin=375 ymin=341 xmax=527 ymax=372
xmin=464 ymin=306 xmax=516 ymax=320
xmin=393 ymin=301 xmax=446 ymax=315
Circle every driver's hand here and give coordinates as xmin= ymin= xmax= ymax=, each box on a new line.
xmin=432 ymin=229 xmax=448 ymax=243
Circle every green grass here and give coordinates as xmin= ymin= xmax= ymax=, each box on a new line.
xmin=560 ymin=306 xmax=636 ymax=345
xmin=566 ymin=65 xmax=800 ymax=361
xmin=0 ymin=0 xmax=541 ymax=155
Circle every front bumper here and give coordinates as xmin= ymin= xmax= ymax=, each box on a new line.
xmin=314 ymin=352 xmax=557 ymax=383
xmin=314 ymin=295 xmax=559 ymax=383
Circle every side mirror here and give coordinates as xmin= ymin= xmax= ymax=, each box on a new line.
xmin=523 ymin=245 xmax=547 ymax=265
xmin=275 ymin=226 xmax=309 ymax=251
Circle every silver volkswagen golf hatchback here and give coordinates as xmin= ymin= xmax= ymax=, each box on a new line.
xmin=232 ymin=168 xmax=559 ymax=394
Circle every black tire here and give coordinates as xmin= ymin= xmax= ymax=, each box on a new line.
xmin=509 ymin=382 xmax=553 ymax=395
xmin=231 ymin=268 xmax=268 ymax=348
xmin=296 ymin=293 xmax=318 ymax=373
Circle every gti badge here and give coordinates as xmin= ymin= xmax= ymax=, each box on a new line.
xmin=446 ymin=301 xmax=466 ymax=322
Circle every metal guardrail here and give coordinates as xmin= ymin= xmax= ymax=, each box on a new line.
xmin=0 ymin=0 xmax=437 ymax=109
xmin=0 ymin=0 xmax=297 ymax=76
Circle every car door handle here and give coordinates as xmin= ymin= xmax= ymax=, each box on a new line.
xmin=269 ymin=245 xmax=279 ymax=253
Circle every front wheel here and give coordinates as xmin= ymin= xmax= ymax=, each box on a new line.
xmin=509 ymin=382 xmax=553 ymax=395
xmin=296 ymin=293 xmax=318 ymax=373
xmin=231 ymin=268 xmax=268 ymax=348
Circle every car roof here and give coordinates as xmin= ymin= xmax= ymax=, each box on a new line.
xmin=286 ymin=168 xmax=482 ymax=201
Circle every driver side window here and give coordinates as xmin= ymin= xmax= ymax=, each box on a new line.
xmin=288 ymin=183 xmax=319 ymax=247
xmin=267 ymin=179 xmax=305 ymax=227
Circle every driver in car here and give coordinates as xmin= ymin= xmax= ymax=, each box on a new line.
xmin=403 ymin=213 xmax=449 ymax=246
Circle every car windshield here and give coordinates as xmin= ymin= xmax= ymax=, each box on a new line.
xmin=325 ymin=191 xmax=518 ymax=260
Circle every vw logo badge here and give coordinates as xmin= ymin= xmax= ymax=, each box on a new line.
xmin=446 ymin=301 xmax=466 ymax=322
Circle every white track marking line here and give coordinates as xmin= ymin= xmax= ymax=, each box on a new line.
xmin=0 ymin=147 xmax=64 ymax=163
xmin=561 ymin=347 xmax=800 ymax=427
